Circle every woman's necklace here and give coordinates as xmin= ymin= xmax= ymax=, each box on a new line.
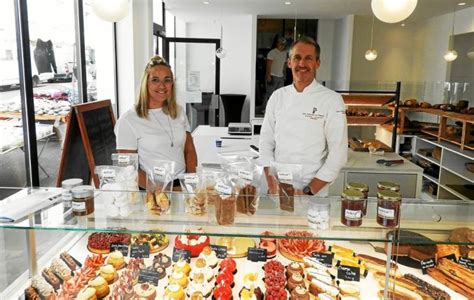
xmin=150 ymin=110 xmax=174 ymax=147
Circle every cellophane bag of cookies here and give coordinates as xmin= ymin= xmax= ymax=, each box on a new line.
xmin=224 ymin=160 xmax=263 ymax=216
xmin=180 ymin=173 xmax=207 ymax=216
xmin=111 ymin=153 xmax=140 ymax=206
xmin=270 ymin=162 xmax=304 ymax=212
xmin=196 ymin=167 xmax=223 ymax=206
xmin=95 ymin=165 xmax=132 ymax=217
xmin=213 ymin=173 xmax=237 ymax=225
xmin=145 ymin=160 xmax=176 ymax=215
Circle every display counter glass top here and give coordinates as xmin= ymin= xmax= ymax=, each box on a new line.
xmin=0 ymin=188 xmax=472 ymax=246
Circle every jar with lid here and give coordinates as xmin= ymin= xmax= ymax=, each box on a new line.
xmin=71 ymin=185 xmax=95 ymax=216
xmin=340 ymin=189 xmax=365 ymax=227
xmin=62 ymin=178 xmax=83 ymax=208
xmin=346 ymin=182 xmax=368 ymax=216
xmin=308 ymin=202 xmax=330 ymax=230
xmin=376 ymin=190 xmax=402 ymax=227
xmin=377 ymin=181 xmax=400 ymax=192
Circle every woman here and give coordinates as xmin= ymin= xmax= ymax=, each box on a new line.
xmin=114 ymin=55 xmax=197 ymax=188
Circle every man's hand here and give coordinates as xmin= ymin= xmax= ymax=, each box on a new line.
xmin=308 ymin=177 xmax=329 ymax=195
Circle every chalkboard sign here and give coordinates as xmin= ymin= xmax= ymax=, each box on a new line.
xmin=247 ymin=247 xmax=267 ymax=262
xmin=311 ymin=252 xmax=334 ymax=268
xmin=210 ymin=244 xmax=228 ymax=259
xmin=138 ymin=269 xmax=160 ymax=286
xmin=57 ymin=100 xmax=116 ymax=187
xmin=337 ymin=265 xmax=360 ymax=281
xmin=131 ymin=244 xmax=150 ymax=258
xmin=459 ymin=257 xmax=474 ymax=270
xmin=172 ymin=247 xmax=191 ymax=263
xmin=420 ymin=258 xmax=436 ymax=274
xmin=110 ymin=243 xmax=129 ymax=257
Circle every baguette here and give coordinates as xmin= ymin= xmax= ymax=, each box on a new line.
xmin=373 ymin=272 xmax=423 ymax=300
xmin=427 ymin=268 xmax=474 ymax=299
xmin=437 ymin=258 xmax=474 ymax=286
xmin=357 ymin=254 xmax=398 ymax=275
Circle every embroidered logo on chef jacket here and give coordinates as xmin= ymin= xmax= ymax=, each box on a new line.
xmin=302 ymin=107 xmax=324 ymax=120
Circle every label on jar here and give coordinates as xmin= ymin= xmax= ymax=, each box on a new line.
xmin=72 ymin=201 xmax=86 ymax=212
xmin=118 ymin=155 xmax=130 ymax=164
xmin=277 ymin=171 xmax=293 ymax=183
xmin=238 ymin=170 xmax=253 ymax=181
xmin=378 ymin=207 xmax=395 ymax=219
xmin=184 ymin=174 xmax=199 ymax=184
xmin=345 ymin=209 xmax=362 ymax=220
xmin=62 ymin=191 xmax=72 ymax=201
xmin=153 ymin=167 xmax=166 ymax=178
xmin=216 ymin=182 xmax=232 ymax=195
xmin=101 ymin=169 xmax=116 ymax=179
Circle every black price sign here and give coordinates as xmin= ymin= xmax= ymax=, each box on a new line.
xmin=130 ymin=244 xmax=150 ymax=258
xmin=420 ymin=258 xmax=436 ymax=274
xmin=172 ymin=248 xmax=191 ymax=263
xmin=337 ymin=265 xmax=360 ymax=282
xmin=440 ymin=254 xmax=457 ymax=263
xmin=138 ymin=269 xmax=160 ymax=286
xmin=247 ymin=247 xmax=267 ymax=262
xmin=210 ymin=244 xmax=228 ymax=259
xmin=311 ymin=252 xmax=334 ymax=268
xmin=459 ymin=257 xmax=474 ymax=271
xmin=110 ymin=243 xmax=129 ymax=257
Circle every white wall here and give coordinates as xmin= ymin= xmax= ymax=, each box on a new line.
xmin=331 ymin=15 xmax=354 ymax=90
xmin=317 ymin=19 xmax=335 ymax=83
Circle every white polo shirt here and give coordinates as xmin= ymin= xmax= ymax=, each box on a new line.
xmin=259 ymin=79 xmax=348 ymax=187
xmin=267 ymin=48 xmax=288 ymax=77
xmin=114 ymin=106 xmax=190 ymax=174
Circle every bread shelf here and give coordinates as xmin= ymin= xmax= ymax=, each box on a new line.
xmin=347 ymin=116 xmax=392 ymax=126
xmin=415 ymin=152 xmax=440 ymax=166
xmin=422 ymin=173 xmax=439 ymax=184
xmin=439 ymin=184 xmax=472 ymax=201
xmin=342 ymin=94 xmax=394 ymax=106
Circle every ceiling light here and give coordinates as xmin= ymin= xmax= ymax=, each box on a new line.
xmin=285 ymin=1 xmax=292 ymax=5
xmin=444 ymin=7 xmax=458 ymax=62
xmin=203 ymin=1 xmax=210 ymax=4
xmin=371 ymin=0 xmax=418 ymax=23
xmin=458 ymin=2 xmax=466 ymax=6
xmin=401 ymin=23 xmax=405 ymax=26
xmin=444 ymin=50 xmax=458 ymax=62
xmin=365 ymin=16 xmax=378 ymax=61
xmin=91 ymin=0 xmax=130 ymax=22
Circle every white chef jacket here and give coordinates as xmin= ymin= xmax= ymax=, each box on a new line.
xmin=259 ymin=79 xmax=348 ymax=189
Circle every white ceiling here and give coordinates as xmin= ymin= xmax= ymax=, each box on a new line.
xmin=164 ymin=0 xmax=473 ymax=22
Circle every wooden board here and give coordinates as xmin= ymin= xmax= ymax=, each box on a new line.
xmin=342 ymin=94 xmax=394 ymax=106
xmin=347 ymin=116 xmax=392 ymax=125
xmin=349 ymin=138 xmax=393 ymax=152
xmin=56 ymin=100 xmax=116 ymax=187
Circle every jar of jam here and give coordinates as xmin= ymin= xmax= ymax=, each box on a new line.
xmin=346 ymin=182 xmax=368 ymax=216
xmin=376 ymin=190 xmax=401 ymax=227
xmin=340 ymin=189 xmax=365 ymax=227
xmin=71 ymin=185 xmax=94 ymax=216
xmin=377 ymin=181 xmax=400 ymax=192
xmin=62 ymin=178 xmax=83 ymax=208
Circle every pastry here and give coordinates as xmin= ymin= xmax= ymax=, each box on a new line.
xmin=50 ymin=257 xmax=72 ymax=280
xmin=84 ymin=254 xmax=106 ymax=270
xmin=164 ymin=284 xmax=185 ymax=300
xmin=309 ymin=278 xmax=339 ymax=297
xmin=264 ymin=271 xmax=285 ymax=289
xmin=189 ymin=291 xmax=205 ymax=300
xmin=403 ymin=274 xmax=450 ymax=300
xmin=305 ymin=267 xmax=333 ymax=285
xmin=87 ymin=232 xmax=131 ymax=254
xmin=449 ymin=227 xmax=474 ymax=258
xmin=216 ymin=237 xmax=256 ymax=258
xmin=41 ymin=268 xmax=60 ymax=290
xmin=88 ymin=276 xmax=110 ymax=298
xmin=217 ymin=270 xmax=234 ymax=287
xmin=187 ymin=272 xmax=213 ymax=298
xmin=287 ymin=273 xmax=305 ymax=291
xmin=240 ymin=287 xmax=263 ymax=300
xmin=436 ymin=244 xmax=461 ymax=261
xmin=107 ymin=250 xmax=126 ymax=269
xmin=134 ymin=283 xmax=157 ymax=300
xmin=259 ymin=240 xmax=277 ymax=258
xmin=404 ymin=99 xmax=417 ymax=107
xmin=153 ymin=252 xmax=172 ymax=268
xmin=290 ymin=286 xmax=310 ymax=300
xmin=260 ymin=231 xmax=276 ymax=243
xmin=76 ymin=287 xmax=98 ymax=300
xmin=174 ymin=229 xmax=210 ymax=257
xmin=243 ymin=273 xmax=258 ymax=290
xmin=190 ymin=258 xmax=214 ymax=282
xmin=131 ymin=231 xmax=169 ymax=253
xmin=286 ymin=262 xmax=304 ymax=278
xmin=279 ymin=182 xmax=295 ymax=212
xmin=31 ymin=275 xmax=54 ymax=299
xmin=339 ymin=282 xmax=360 ymax=297
xmin=419 ymin=102 xmax=431 ymax=108
xmin=146 ymin=263 xmax=167 ymax=279
xmin=173 ymin=259 xmax=191 ymax=276
xmin=265 ymin=286 xmax=287 ymax=299
xmin=385 ymin=230 xmax=435 ymax=260
xmin=146 ymin=191 xmax=171 ymax=215
xmin=213 ymin=283 xmax=233 ymax=300
xmin=24 ymin=287 xmax=41 ymax=300
xmin=428 ymin=267 xmax=474 ymax=299
xmin=99 ymin=264 xmax=117 ymax=283
xmin=236 ymin=184 xmax=258 ymax=215
xmin=185 ymin=188 xmax=207 ymax=216
xmin=198 ymin=246 xmax=218 ymax=268
xmin=278 ymin=231 xmax=326 ymax=262
xmin=219 ymin=257 xmax=237 ymax=274
xmin=168 ymin=271 xmax=189 ymax=288
xmin=60 ymin=252 xmax=77 ymax=271
xmin=373 ymin=272 xmax=423 ymax=300
xmin=215 ymin=193 xmax=237 ymax=225
xmin=264 ymin=260 xmax=285 ymax=274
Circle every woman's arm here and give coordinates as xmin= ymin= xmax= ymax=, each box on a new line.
xmin=184 ymin=132 xmax=197 ymax=173
xmin=117 ymin=149 xmax=146 ymax=189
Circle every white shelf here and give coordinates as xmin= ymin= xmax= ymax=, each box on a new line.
xmin=420 ymin=191 xmax=437 ymax=201
xmin=439 ymin=184 xmax=471 ymax=201
xmin=422 ymin=173 xmax=439 ymax=184
xmin=416 ymin=152 xmax=440 ymax=166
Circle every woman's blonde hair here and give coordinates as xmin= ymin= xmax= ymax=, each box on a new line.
xmin=135 ymin=55 xmax=178 ymax=119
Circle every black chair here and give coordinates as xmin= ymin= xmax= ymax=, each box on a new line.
xmin=220 ymin=94 xmax=246 ymax=126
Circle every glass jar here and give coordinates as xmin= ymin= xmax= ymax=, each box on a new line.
xmin=71 ymin=185 xmax=95 ymax=216
xmin=62 ymin=178 xmax=83 ymax=208
xmin=346 ymin=182 xmax=368 ymax=216
xmin=376 ymin=190 xmax=402 ymax=227
xmin=340 ymin=189 xmax=365 ymax=227
xmin=377 ymin=181 xmax=400 ymax=192
xmin=308 ymin=202 xmax=330 ymax=230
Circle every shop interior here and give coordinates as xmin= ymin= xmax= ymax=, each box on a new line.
xmin=1 ymin=0 xmax=473 ymax=299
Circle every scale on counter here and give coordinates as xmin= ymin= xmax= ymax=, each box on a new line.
xmin=227 ymin=123 xmax=252 ymax=135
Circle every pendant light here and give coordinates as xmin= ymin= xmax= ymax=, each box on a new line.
xmin=444 ymin=7 xmax=458 ymax=62
xmin=371 ymin=0 xmax=417 ymax=23
xmin=365 ymin=15 xmax=378 ymax=61
xmin=91 ymin=0 xmax=130 ymax=22
xmin=215 ymin=4 xmax=226 ymax=59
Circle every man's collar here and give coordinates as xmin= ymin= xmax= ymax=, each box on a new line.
xmin=292 ymin=79 xmax=319 ymax=93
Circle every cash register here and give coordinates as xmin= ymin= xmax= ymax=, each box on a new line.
xmin=227 ymin=123 xmax=252 ymax=135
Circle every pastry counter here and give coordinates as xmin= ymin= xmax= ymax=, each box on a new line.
xmin=0 ymin=188 xmax=473 ymax=299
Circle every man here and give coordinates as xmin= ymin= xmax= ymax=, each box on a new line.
xmin=259 ymin=36 xmax=347 ymax=196
xmin=261 ymin=37 xmax=288 ymax=111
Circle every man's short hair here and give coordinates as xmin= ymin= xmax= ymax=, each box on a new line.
xmin=289 ymin=36 xmax=321 ymax=59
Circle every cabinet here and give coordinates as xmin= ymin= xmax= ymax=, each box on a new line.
xmin=1 ymin=188 xmax=473 ymax=299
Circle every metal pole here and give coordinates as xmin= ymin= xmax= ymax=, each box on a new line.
xmin=113 ymin=22 xmax=120 ymax=116
xmin=14 ymin=0 xmax=39 ymax=187
xmin=74 ymin=0 xmax=87 ymax=103
xmin=391 ymin=81 xmax=401 ymax=151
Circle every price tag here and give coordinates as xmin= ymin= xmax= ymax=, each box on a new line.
xmin=459 ymin=257 xmax=474 ymax=270
xmin=216 ymin=182 xmax=232 ymax=195
xmin=172 ymin=247 xmax=191 ymax=263
xmin=337 ymin=265 xmax=360 ymax=282
xmin=210 ymin=244 xmax=227 ymax=259
xmin=277 ymin=171 xmax=293 ymax=183
xmin=238 ymin=170 xmax=253 ymax=181
xmin=110 ymin=243 xmax=129 ymax=257
xmin=184 ymin=174 xmax=199 ymax=184
xmin=101 ymin=169 xmax=116 ymax=179
xmin=311 ymin=252 xmax=334 ymax=268
xmin=118 ymin=155 xmax=130 ymax=164
xmin=420 ymin=258 xmax=436 ymax=274
xmin=247 ymin=247 xmax=267 ymax=262
xmin=138 ymin=269 xmax=160 ymax=286
xmin=130 ymin=244 xmax=150 ymax=258
xmin=440 ymin=254 xmax=457 ymax=263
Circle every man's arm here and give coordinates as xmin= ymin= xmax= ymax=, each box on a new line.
xmin=266 ymin=59 xmax=273 ymax=83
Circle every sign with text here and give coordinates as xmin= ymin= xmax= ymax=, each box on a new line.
xmin=311 ymin=252 xmax=334 ymax=268
xmin=172 ymin=248 xmax=191 ymax=263
xmin=110 ymin=243 xmax=129 ymax=257
xmin=337 ymin=265 xmax=360 ymax=282
xmin=210 ymin=244 xmax=228 ymax=259
xmin=130 ymin=244 xmax=150 ymax=258
xmin=247 ymin=247 xmax=267 ymax=262
xmin=459 ymin=257 xmax=474 ymax=271
xmin=138 ymin=269 xmax=160 ymax=286
xmin=420 ymin=258 xmax=436 ymax=274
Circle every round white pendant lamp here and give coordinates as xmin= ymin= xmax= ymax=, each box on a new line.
xmin=444 ymin=50 xmax=458 ymax=62
xmin=91 ymin=0 xmax=130 ymax=22
xmin=371 ymin=0 xmax=418 ymax=23
xmin=444 ymin=7 xmax=458 ymax=62
xmin=216 ymin=24 xmax=226 ymax=59
xmin=365 ymin=15 xmax=378 ymax=61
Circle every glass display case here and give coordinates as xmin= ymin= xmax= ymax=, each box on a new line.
xmin=0 ymin=188 xmax=473 ymax=299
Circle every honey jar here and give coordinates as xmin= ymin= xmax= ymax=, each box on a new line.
xmin=341 ymin=189 xmax=365 ymax=227
xmin=346 ymin=182 xmax=368 ymax=216
xmin=376 ymin=190 xmax=401 ymax=227
xmin=71 ymin=185 xmax=95 ymax=216
xmin=377 ymin=181 xmax=400 ymax=192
